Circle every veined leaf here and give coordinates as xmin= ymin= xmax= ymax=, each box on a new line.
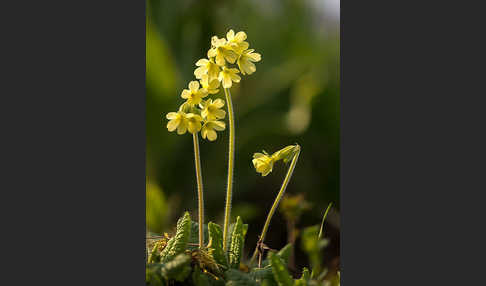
xmin=269 ymin=253 xmax=293 ymax=286
xmin=160 ymin=212 xmax=192 ymax=262
xmin=160 ymin=253 xmax=192 ymax=282
xmin=229 ymin=217 xmax=246 ymax=269
xmin=208 ymin=222 xmax=228 ymax=268
xmin=225 ymin=269 xmax=258 ymax=286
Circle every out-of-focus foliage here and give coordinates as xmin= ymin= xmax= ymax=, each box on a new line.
xmin=146 ymin=180 xmax=167 ymax=234
xmin=146 ymin=0 xmax=339 ymax=275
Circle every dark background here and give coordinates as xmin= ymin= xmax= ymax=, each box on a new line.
xmin=146 ymin=0 xmax=340 ymax=272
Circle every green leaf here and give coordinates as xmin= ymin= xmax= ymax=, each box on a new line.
xmin=146 ymin=264 xmax=166 ymax=286
xmin=261 ymin=243 xmax=293 ymax=267
xmin=225 ymin=222 xmax=248 ymax=252
xmin=160 ymin=212 xmax=192 ymax=262
xmin=293 ymin=267 xmax=310 ymax=286
xmin=188 ymin=221 xmax=209 ymax=250
xmin=269 ymin=253 xmax=293 ymax=286
xmin=208 ymin=222 xmax=228 ymax=268
xmin=276 ymin=244 xmax=293 ymax=265
xmin=160 ymin=253 xmax=192 ymax=282
xmin=229 ymin=216 xmax=246 ymax=269
xmin=249 ymin=266 xmax=274 ymax=281
xmin=225 ymin=269 xmax=258 ymax=286
xmin=192 ymin=266 xmax=225 ymax=286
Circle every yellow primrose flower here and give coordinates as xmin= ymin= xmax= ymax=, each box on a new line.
xmin=208 ymin=36 xmax=238 ymax=66
xmin=272 ymin=145 xmax=299 ymax=163
xmin=201 ymin=120 xmax=226 ymax=141
xmin=199 ymin=74 xmax=220 ymax=95
xmin=194 ymin=58 xmax=220 ymax=82
xmin=181 ymin=81 xmax=208 ymax=106
xmin=186 ymin=113 xmax=203 ymax=134
xmin=226 ymin=29 xmax=249 ymax=54
xmin=166 ymin=111 xmax=189 ymax=135
xmin=252 ymin=152 xmax=275 ymax=176
xmin=237 ymin=49 xmax=262 ymax=75
xmin=218 ymin=66 xmax=241 ymax=88
xmin=166 ymin=111 xmax=202 ymax=135
xmin=200 ymin=98 xmax=226 ymax=121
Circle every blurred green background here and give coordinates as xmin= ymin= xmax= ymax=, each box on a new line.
xmin=146 ymin=0 xmax=339 ymax=273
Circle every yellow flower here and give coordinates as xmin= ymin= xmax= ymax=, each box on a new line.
xmin=208 ymin=36 xmax=238 ymax=66
xmin=200 ymin=98 xmax=226 ymax=121
xmin=237 ymin=49 xmax=262 ymax=75
xmin=201 ymin=120 xmax=226 ymax=141
xmin=252 ymin=152 xmax=275 ymax=176
xmin=181 ymin=81 xmax=208 ymax=106
xmin=166 ymin=111 xmax=202 ymax=135
xmin=226 ymin=29 xmax=249 ymax=54
xmin=186 ymin=113 xmax=203 ymax=134
xmin=272 ymin=145 xmax=299 ymax=163
xmin=166 ymin=111 xmax=188 ymax=135
xmin=194 ymin=58 xmax=220 ymax=82
xmin=218 ymin=66 xmax=241 ymax=88
xmin=199 ymin=74 xmax=220 ymax=94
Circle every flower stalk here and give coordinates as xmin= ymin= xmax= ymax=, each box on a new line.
xmin=222 ymin=87 xmax=236 ymax=251
xmin=192 ymin=132 xmax=204 ymax=248
xmin=250 ymin=144 xmax=301 ymax=265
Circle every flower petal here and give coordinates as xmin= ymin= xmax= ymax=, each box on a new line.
xmin=195 ymin=58 xmax=209 ymax=66
xmin=235 ymin=31 xmax=247 ymax=42
xmin=167 ymin=119 xmax=179 ymax=132
xmin=226 ymin=29 xmax=235 ymax=41
xmin=181 ymin=89 xmax=191 ymax=99
xmin=213 ymin=98 xmax=225 ymax=108
xmin=212 ymin=120 xmax=226 ymax=131
xmin=207 ymin=129 xmax=217 ymax=141
xmin=189 ymin=81 xmax=199 ymax=92
xmin=166 ymin=112 xmax=178 ymax=120
xmin=177 ymin=121 xmax=187 ymax=135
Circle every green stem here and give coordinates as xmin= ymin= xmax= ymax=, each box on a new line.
xmin=192 ymin=132 xmax=204 ymax=248
xmin=222 ymin=87 xmax=235 ymax=251
xmin=250 ymin=145 xmax=301 ymax=265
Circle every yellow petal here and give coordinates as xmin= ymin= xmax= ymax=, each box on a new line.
xmin=195 ymin=58 xmax=208 ymax=66
xmin=215 ymin=53 xmax=225 ymax=66
xmin=181 ymin=89 xmax=191 ymax=99
xmin=248 ymin=52 xmax=261 ymax=62
xmin=230 ymin=73 xmax=241 ymax=83
xmin=207 ymin=48 xmax=216 ymax=58
xmin=206 ymin=129 xmax=217 ymax=141
xmin=222 ymin=73 xmax=232 ymax=88
xmin=213 ymin=98 xmax=225 ymax=108
xmin=194 ymin=66 xmax=207 ymax=79
xmin=167 ymin=118 xmax=179 ymax=132
xmin=212 ymin=120 xmax=226 ymax=131
xmin=223 ymin=49 xmax=238 ymax=64
xmin=177 ymin=121 xmax=187 ymax=135
xmin=214 ymin=109 xmax=226 ymax=119
xmin=189 ymin=81 xmax=199 ymax=92
xmin=226 ymin=29 xmax=235 ymax=41
xmin=235 ymin=31 xmax=247 ymax=42
xmin=166 ymin=112 xmax=178 ymax=120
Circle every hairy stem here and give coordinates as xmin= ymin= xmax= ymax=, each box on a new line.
xmin=222 ymin=87 xmax=235 ymax=251
xmin=250 ymin=145 xmax=301 ymax=265
xmin=192 ymin=132 xmax=204 ymax=248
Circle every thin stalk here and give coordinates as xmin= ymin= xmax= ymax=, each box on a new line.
xmin=250 ymin=145 xmax=301 ymax=265
xmin=192 ymin=132 xmax=204 ymax=248
xmin=222 ymin=87 xmax=235 ymax=251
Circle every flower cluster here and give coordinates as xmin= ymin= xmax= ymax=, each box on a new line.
xmin=195 ymin=29 xmax=262 ymax=88
xmin=252 ymin=145 xmax=300 ymax=176
xmin=165 ymin=29 xmax=261 ymax=141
